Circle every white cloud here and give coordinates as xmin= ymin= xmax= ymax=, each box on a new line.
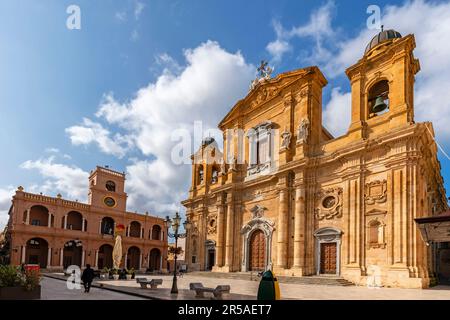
xmin=72 ymin=40 xmax=254 ymax=216
xmin=266 ymin=1 xmax=336 ymax=63
xmin=115 ymin=11 xmax=127 ymax=22
xmin=134 ymin=2 xmax=145 ymax=20
xmin=0 ymin=187 xmax=14 ymax=230
xmin=266 ymin=39 xmax=291 ymax=63
xmin=45 ymin=147 xmax=60 ymax=153
xmin=323 ymin=87 xmax=351 ymax=136
xmin=131 ymin=29 xmax=139 ymax=42
xmin=20 ymin=157 xmax=89 ymax=201
xmin=65 ymin=118 xmax=131 ymax=158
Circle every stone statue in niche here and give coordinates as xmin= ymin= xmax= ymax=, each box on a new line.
xmin=220 ymin=160 xmax=227 ymax=175
xmin=280 ymin=129 xmax=291 ymax=150
xmin=297 ymin=118 xmax=310 ymax=144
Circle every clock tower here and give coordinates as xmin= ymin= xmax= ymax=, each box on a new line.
xmin=88 ymin=166 xmax=127 ymax=212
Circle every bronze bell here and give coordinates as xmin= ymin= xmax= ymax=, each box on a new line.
xmin=372 ymin=96 xmax=388 ymax=113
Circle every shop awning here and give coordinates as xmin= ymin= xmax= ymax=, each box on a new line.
xmin=415 ymin=211 xmax=450 ymax=244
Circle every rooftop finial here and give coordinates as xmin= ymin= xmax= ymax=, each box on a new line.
xmin=381 ymin=25 xmax=384 ymax=32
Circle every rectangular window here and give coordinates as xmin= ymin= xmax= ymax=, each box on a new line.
xmin=192 ymin=256 xmax=197 ymax=263
xmin=31 ymin=220 xmax=41 ymax=226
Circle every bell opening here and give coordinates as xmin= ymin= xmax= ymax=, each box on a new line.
xmin=368 ymin=80 xmax=389 ymax=117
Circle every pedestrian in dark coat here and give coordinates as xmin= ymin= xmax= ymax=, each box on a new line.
xmin=81 ymin=264 xmax=95 ymax=293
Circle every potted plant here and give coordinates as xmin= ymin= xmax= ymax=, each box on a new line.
xmin=0 ymin=265 xmax=41 ymax=300
xmin=100 ymin=267 xmax=110 ymax=279
xmin=111 ymin=268 xmax=119 ymax=280
xmin=126 ymin=268 xmax=134 ymax=280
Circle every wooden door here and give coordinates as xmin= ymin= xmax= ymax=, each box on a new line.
xmin=249 ymin=230 xmax=266 ymax=271
xmin=320 ymin=242 xmax=337 ymax=274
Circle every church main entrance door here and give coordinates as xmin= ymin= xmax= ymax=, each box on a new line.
xmin=320 ymin=242 xmax=337 ymax=274
xmin=249 ymin=230 xmax=265 ymax=271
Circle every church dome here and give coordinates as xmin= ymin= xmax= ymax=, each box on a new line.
xmin=202 ymin=137 xmax=215 ymax=146
xmin=365 ymin=28 xmax=402 ymax=54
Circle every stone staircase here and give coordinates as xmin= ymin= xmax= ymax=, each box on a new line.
xmin=189 ymin=271 xmax=354 ymax=286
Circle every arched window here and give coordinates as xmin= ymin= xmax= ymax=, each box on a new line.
xmin=198 ymin=165 xmax=204 ymax=185
xmin=29 ymin=205 xmax=49 ymax=227
xmin=106 ymin=180 xmax=116 ymax=192
xmin=369 ymin=221 xmax=380 ymax=245
xmin=247 ymin=121 xmax=274 ymax=176
xmin=151 ymin=225 xmax=161 ymax=240
xmin=129 ymin=221 xmax=141 ymax=238
xmin=368 ymin=80 xmax=389 ymax=116
xmin=211 ymin=165 xmax=219 ymax=184
xmin=66 ymin=211 xmax=83 ymax=231
xmin=101 ymin=217 xmax=115 ymax=235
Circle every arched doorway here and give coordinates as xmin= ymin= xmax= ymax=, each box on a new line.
xmin=98 ymin=244 xmax=113 ymax=269
xmin=314 ymin=227 xmax=342 ymax=276
xmin=205 ymin=240 xmax=216 ymax=271
xmin=26 ymin=238 xmax=48 ymax=268
xmin=63 ymin=240 xmax=82 ymax=268
xmin=149 ymin=248 xmax=161 ymax=271
xmin=127 ymin=246 xmax=140 ymax=270
xmin=249 ymin=230 xmax=266 ymax=271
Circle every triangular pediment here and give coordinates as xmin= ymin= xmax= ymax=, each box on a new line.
xmin=218 ymin=66 xmax=327 ymax=129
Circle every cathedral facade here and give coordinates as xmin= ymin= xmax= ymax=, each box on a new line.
xmin=182 ymin=30 xmax=448 ymax=288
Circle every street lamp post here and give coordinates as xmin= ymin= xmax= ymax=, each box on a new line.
xmin=164 ymin=212 xmax=191 ymax=294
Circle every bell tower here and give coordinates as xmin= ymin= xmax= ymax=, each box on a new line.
xmin=345 ymin=28 xmax=421 ymax=139
xmin=88 ymin=166 xmax=127 ymax=212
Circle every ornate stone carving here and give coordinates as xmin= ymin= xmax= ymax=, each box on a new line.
xmin=250 ymin=60 xmax=273 ymax=91
xmin=365 ymin=180 xmax=387 ymax=205
xmin=250 ymin=86 xmax=279 ymax=109
xmin=297 ymin=118 xmax=310 ymax=144
xmin=250 ymin=204 xmax=267 ymax=219
xmin=206 ymin=214 xmax=217 ymax=235
xmin=314 ymin=187 xmax=343 ymax=220
xmin=280 ymin=129 xmax=291 ymax=150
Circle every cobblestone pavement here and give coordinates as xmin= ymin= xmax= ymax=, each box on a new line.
xmin=99 ymin=274 xmax=450 ymax=300
xmin=41 ymin=276 xmax=145 ymax=300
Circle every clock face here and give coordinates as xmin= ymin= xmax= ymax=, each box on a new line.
xmin=104 ymin=197 xmax=116 ymax=207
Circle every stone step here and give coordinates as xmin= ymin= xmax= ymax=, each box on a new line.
xmin=189 ymin=271 xmax=355 ymax=286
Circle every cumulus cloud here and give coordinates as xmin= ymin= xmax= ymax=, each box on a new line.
xmin=0 ymin=187 xmax=15 ymax=230
xmin=115 ymin=11 xmax=127 ymax=22
xmin=65 ymin=118 xmax=131 ymax=158
xmin=70 ymin=40 xmax=254 ymax=216
xmin=322 ymin=87 xmax=352 ymax=136
xmin=20 ymin=157 xmax=89 ymax=201
xmin=266 ymin=1 xmax=336 ymax=64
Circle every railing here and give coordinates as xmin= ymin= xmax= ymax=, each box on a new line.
xmin=22 ymin=192 xmax=90 ymax=210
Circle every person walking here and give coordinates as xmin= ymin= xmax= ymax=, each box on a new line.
xmin=81 ymin=264 xmax=95 ymax=293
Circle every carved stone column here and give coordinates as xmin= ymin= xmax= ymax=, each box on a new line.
xmin=225 ymin=193 xmax=234 ymax=268
xmin=215 ymin=194 xmax=225 ymax=268
xmin=276 ymin=187 xmax=289 ymax=268
xmin=293 ymin=184 xmax=306 ymax=269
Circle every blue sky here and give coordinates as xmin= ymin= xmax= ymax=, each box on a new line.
xmin=1 ymin=0 xmax=450 ymax=228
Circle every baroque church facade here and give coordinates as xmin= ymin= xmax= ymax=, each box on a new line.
xmin=181 ymin=30 xmax=448 ymax=288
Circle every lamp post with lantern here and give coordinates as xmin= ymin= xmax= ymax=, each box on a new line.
xmin=164 ymin=212 xmax=191 ymax=294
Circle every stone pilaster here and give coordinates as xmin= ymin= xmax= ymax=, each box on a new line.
xmin=293 ymin=183 xmax=306 ymax=272
xmin=224 ymin=193 xmax=234 ymax=270
xmin=276 ymin=182 xmax=289 ymax=269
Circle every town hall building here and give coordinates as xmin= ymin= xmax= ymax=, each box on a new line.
xmin=3 ymin=166 xmax=167 ymax=272
xmin=182 ymin=29 xmax=448 ymax=288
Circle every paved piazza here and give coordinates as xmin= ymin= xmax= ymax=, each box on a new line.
xmin=97 ymin=275 xmax=450 ymax=300
xmin=41 ymin=276 xmax=145 ymax=300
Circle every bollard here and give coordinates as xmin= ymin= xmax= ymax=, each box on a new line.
xmin=257 ymin=270 xmax=281 ymax=300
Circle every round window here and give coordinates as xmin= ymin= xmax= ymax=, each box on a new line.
xmin=104 ymin=197 xmax=116 ymax=207
xmin=209 ymin=219 xmax=216 ymax=227
xmin=322 ymin=196 xmax=336 ymax=209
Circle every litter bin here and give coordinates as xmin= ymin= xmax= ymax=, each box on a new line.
xmin=257 ymin=270 xmax=281 ymax=300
